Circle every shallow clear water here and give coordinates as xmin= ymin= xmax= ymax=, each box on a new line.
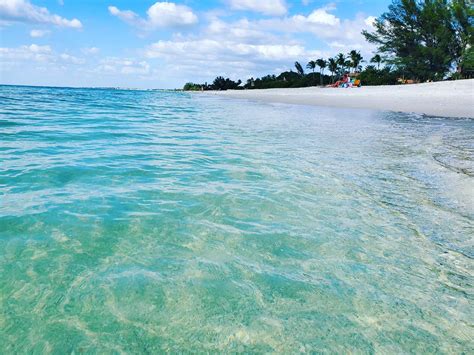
xmin=0 ymin=85 xmax=473 ymax=353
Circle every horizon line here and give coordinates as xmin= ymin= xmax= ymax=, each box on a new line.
xmin=0 ymin=83 xmax=179 ymax=91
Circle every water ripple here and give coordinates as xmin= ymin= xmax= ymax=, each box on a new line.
xmin=0 ymin=85 xmax=473 ymax=353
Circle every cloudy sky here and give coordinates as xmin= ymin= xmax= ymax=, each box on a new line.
xmin=0 ymin=0 xmax=390 ymax=88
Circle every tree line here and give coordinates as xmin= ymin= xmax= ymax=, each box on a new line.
xmin=183 ymin=51 xmax=396 ymax=91
xmin=183 ymin=0 xmax=472 ymax=91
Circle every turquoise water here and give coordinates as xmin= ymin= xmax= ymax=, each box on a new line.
xmin=0 ymin=85 xmax=473 ymax=353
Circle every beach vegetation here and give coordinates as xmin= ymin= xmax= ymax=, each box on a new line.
xmin=459 ymin=46 xmax=474 ymax=77
xmin=336 ymin=53 xmax=347 ymax=74
xmin=363 ymin=0 xmax=473 ymax=81
xmin=183 ymin=77 xmax=242 ymax=91
xmin=359 ymin=65 xmax=400 ymax=85
xmin=316 ymin=59 xmax=327 ymax=86
xmin=183 ymin=82 xmax=203 ymax=91
xmin=328 ymin=58 xmax=339 ymax=83
xmin=451 ymin=0 xmax=474 ymax=77
xmin=294 ymin=61 xmax=305 ymax=76
xmin=244 ymin=71 xmax=329 ymax=89
xmin=349 ymin=50 xmax=364 ymax=73
xmin=306 ymin=60 xmax=317 ymax=83
xmin=183 ymin=50 xmax=400 ymax=90
xmin=370 ymin=54 xmax=383 ymax=70
xmin=211 ymin=76 xmax=242 ymax=90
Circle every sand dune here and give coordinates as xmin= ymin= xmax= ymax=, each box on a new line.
xmin=209 ymin=79 xmax=474 ymax=118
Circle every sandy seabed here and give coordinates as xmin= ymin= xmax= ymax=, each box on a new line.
xmin=208 ymin=79 xmax=474 ymax=118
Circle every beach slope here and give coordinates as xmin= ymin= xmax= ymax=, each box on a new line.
xmin=209 ymin=79 xmax=474 ymax=118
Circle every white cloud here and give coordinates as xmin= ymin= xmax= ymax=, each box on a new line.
xmin=108 ymin=5 xmax=137 ymax=23
xmin=305 ymin=8 xmax=339 ymax=26
xmin=121 ymin=62 xmax=150 ymax=75
xmin=144 ymin=31 xmax=322 ymax=83
xmin=141 ymin=3 xmax=378 ymax=84
xmin=206 ymin=18 xmax=280 ymax=44
xmin=30 ymin=29 xmax=50 ymax=37
xmin=228 ymin=0 xmax=287 ymax=16
xmin=81 ymin=46 xmax=100 ymax=55
xmin=108 ymin=2 xmax=198 ymax=29
xmin=147 ymin=2 xmax=197 ymax=27
xmin=144 ymin=13 xmax=319 ymax=66
xmin=146 ymin=39 xmax=311 ymax=62
xmin=0 ymin=0 xmax=82 ymax=28
xmin=1 ymin=44 xmax=86 ymax=66
xmin=0 ymin=44 xmax=52 ymax=63
xmin=28 ymin=43 xmax=51 ymax=53
xmin=364 ymin=16 xmax=376 ymax=28
xmin=60 ymin=53 xmax=84 ymax=64
xmin=253 ymin=7 xmax=376 ymax=54
xmin=258 ymin=6 xmax=341 ymax=36
xmin=98 ymin=57 xmax=151 ymax=75
xmin=140 ymin=15 xmax=317 ymax=81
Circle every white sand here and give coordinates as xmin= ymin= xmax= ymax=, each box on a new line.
xmin=208 ymin=79 xmax=474 ymax=118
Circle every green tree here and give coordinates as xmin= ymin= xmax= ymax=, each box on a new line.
xmin=349 ymin=50 xmax=363 ymax=72
xmin=295 ymin=61 xmax=305 ymax=76
xmin=328 ymin=58 xmax=338 ymax=83
xmin=183 ymin=82 xmax=201 ymax=91
xmin=370 ymin=54 xmax=383 ymax=70
xmin=459 ymin=46 xmax=474 ymax=77
xmin=316 ymin=58 xmax=327 ymax=85
xmin=306 ymin=60 xmax=317 ymax=82
xmin=451 ymin=0 xmax=474 ymax=76
xmin=336 ymin=53 xmax=346 ymax=74
xmin=344 ymin=59 xmax=352 ymax=73
xmin=362 ymin=0 xmax=472 ymax=81
xmin=211 ymin=76 xmax=241 ymax=90
xmin=359 ymin=65 xmax=400 ymax=85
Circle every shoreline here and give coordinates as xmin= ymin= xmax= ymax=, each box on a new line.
xmin=205 ymin=79 xmax=474 ymax=118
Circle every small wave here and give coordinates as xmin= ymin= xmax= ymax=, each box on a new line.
xmin=432 ymin=153 xmax=474 ymax=177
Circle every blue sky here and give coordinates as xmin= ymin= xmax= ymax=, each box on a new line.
xmin=0 ymin=0 xmax=391 ymax=88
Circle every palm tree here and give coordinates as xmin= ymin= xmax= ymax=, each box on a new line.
xmin=328 ymin=58 xmax=338 ymax=83
xmin=356 ymin=53 xmax=364 ymax=72
xmin=349 ymin=50 xmax=363 ymax=73
xmin=348 ymin=50 xmax=357 ymax=73
xmin=306 ymin=60 xmax=317 ymax=83
xmin=316 ymin=58 xmax=327 ymax=86
xmin=344 ymin=59 xmax=352 ymax=73
xmin=370 ymin=54 xmax=382 ymax=70
xmin=336 ymin=53 xmax=346 ymax=74
xmin=295 ymin=61 xmax=305 ymax=76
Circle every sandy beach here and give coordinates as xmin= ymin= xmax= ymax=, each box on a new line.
xmin=209 ymin=79 xmax=474 ymax=118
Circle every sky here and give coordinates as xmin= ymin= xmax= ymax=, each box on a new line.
xmin=0 ymin=0 xmax=392 ymax=88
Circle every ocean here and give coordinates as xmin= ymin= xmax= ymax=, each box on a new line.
xmin=1 ymin=85 xmax=473 ymax=352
